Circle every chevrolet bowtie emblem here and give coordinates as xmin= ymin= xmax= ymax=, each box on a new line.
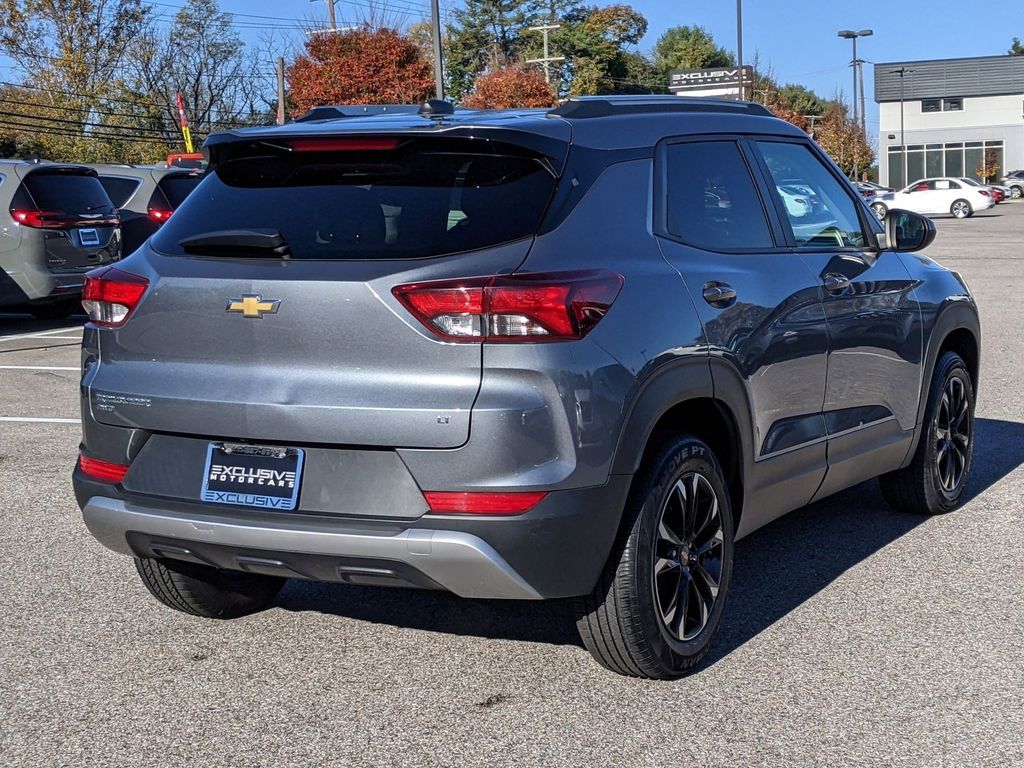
xmin=226 ymin=295 xmax=280 ymax=318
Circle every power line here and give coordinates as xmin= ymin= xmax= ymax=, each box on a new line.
xmin=0 ymin=107 xmax=170 ymax=134
xmin=0 ymin=118 xmax=173 ymax=144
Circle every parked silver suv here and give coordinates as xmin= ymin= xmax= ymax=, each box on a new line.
xmin=73 ymin=97 xmax=980 ymax=678
xmin=1 ymin=161 xmax=121 ymax=318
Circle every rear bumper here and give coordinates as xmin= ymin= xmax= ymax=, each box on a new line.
xmin=76 ymin=475 xmax=632 ymax=600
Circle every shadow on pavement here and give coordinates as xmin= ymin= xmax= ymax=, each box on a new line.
xmin=280 ymin=418 xmax=1024 ymax=654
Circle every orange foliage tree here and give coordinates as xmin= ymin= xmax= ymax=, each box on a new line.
xmin=463 ymin=66 xmax=558 ymax=109
xmin=287 ymin=27 xmax=435 ymax=114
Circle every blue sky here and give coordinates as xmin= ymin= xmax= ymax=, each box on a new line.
xmin=2 ymin=0 xmax=1022 ymax=141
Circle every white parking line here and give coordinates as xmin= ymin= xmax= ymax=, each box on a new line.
xmin=0 ymin=417 xmax=80 ymax=423
xmin=0 ymin=327 xmax=83 ymax=342
xmin=0 ymin=370 xmax=77 ymax=376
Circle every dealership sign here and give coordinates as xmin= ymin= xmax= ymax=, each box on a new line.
xmin=669 ymin=66 xmax=755 ymax=97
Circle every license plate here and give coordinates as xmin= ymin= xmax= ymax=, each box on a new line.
xmin=201 ymin=443 xmax=304 ymax=510
xmin=78 ymin=228 xmax=100 ymax=246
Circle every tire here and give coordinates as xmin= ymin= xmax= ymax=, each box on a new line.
xmin=134 ymin=557 xmax=285 ymax=619
xmin=28 ymin=300 xmax=78 ymax=320
xmin=871 ymin=202 xmax=888 ymax=221
xmin=950 ymin=199 xmax=972 ymax=219
xmin=880 ymin=351 xmax=975 ymax=515
xmin=575 ymin=436 xmax=734 ymax=679
xmin=1011 ymin=185 xmax=1023 ymax=200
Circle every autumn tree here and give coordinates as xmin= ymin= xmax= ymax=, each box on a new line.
xmin=813 ymin=102 xmax=874 ymax=179
xmin=976 ymin=149 xmax=1001 ymax=183
xmin=288 ymin=27 xmax=435 ymax=114
xmin=653 ymin=25 xmax=733 ymax=78
xmin=463 ymin=66 xmax=557 ymax=108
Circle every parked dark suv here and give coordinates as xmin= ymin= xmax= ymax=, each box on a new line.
xmin=73 ymin=97 xmax=980 ymax=678
xmin=1 ymin=161 xmax=121 ymax=318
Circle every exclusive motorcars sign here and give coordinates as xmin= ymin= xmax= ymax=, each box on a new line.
xmin=669 ymin=66 xmax=755 ymax=98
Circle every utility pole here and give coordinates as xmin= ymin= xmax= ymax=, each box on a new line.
xmin=526 ymin=25 xmax=564 ymax=85
xmin=326 ymin=0 xmax=336 ymax=30
xmin=888 ymin=67 xmax=913 ymax=188
xmin=276 ymin=57 xmax=286 ymax=125
xmin=857 ymin=58 xmax=867 ymax=136
xmin=736 ymin=0 xmax=744 ymax=100
xmin=430 ymin=0 xmax=444 ymax=100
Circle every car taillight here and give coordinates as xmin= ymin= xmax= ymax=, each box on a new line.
xmin=393 ymin=270 xmax=623 ymax=342
xmin=978 ymin=190 xmax=990 ymax=197
xmin=77 ymin=455 xmax=130 ymax=483
xmin=82 ymin=267 xmax=150 ymax=327
xmin=11 ymin=209 xmax=119 ymax=228
xmin=148 ymin=206 xmax=173 ymax=223
xmin=423 ymin=491 xmax=548 ymax=515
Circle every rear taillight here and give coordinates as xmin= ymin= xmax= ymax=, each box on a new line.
xmin=147 ymin=206 xmax=173 ymax=223
xmin=77 ymin=455 xmax=130 ymax=484
xmin=82 ymin=267 xmax=149 ymax=327
xmin=393 ymin=270 xmax=623 ymax=342
xmin=978 ymin=190 xmax=990 ymax=197
xmin=423 ymin=491 xmax=547 ymax=515
xmin=11 ymin=209 xmax=119 ymax=228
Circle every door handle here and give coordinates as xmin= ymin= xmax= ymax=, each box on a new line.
xmin=702 ymin=281 xmax=737 ymax=307
xmin=822 ymin=273 xmax=851 ymax=294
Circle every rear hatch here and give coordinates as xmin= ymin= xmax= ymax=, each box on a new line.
xmin=12 ymin=167 xmax=120 ymax=270
xmin=87 ymin=131 xmax=566 ymax=448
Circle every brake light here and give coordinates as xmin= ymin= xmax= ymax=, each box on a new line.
xmin=10 ymin=209 xmax=118 ymax=228
xmin=288 ymin=137 xmax=401 ymax=152
xmin=423 ymin=491 xmax=547 ymax=515
xmin=78 ymin=455 xmax=130 ymax=483
xmin=978 ymin=189 xmax=990 ymax=197
xmin=82 ymin=267 xmax=149 ymax=327
xmin=393 ymin=270 xmax=623 ymax=342
xmin=148 ymin=206 xmax=173 ymax=223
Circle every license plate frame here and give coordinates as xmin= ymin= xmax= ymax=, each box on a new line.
xmin=200 ymin=442 xmax=304 ymax=511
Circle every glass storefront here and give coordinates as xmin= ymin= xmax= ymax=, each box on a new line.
xmin=887 ymin=140 xmax=1003 ymax=188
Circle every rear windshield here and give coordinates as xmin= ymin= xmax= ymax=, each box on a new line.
xmin=158 ymin=174 xmax=201 ymax=207
xmin=151 ymin=137 xmax=558 ymax=260
xmin=98 ymin=176 xmax=142 ymax=208
xmin=21 ymin=171 xmax=114 ymax=214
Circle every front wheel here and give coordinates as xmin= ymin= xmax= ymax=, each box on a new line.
xmin=950 ymin=199 xmax=972 ymax=218
xmin=871 ymin=202 xmax=888 ymax=221
xmin=575 ymin=436 xmax=734 ymax=678
xmin=880 ymin=351 xmax=975 ymax=515
xmin=1011 ymin=186 xmax=1023 ymax=200
xmin=135 ymin=558 xmax=285 ymax=619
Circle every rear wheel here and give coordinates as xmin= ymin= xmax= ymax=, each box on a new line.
xmin=134 ymin=557 xmax=285 ymax=619
xmin=871 ymin=201 xmax=887 ymax=221
xmin=1011 ymin=185 xmax=1023 ymax=200
xmin=880 ymin=351 xmax=974 ymax=515
xmin=575 ymin=436 xmax=734 ymax=679
xmin=950 ymin=199 xmax=972 ymax=219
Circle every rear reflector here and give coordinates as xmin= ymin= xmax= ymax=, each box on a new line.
xmin=394 ymin=270 xmax=623 ymax=342
xmin=148 ymin=206 xmax=173 ymax=223
xmin=82 ymin=267 xmax=150 ymax=327
xmin=288 ymin=137 xmax=401 ymax=152
xmin=78 ymin=455 xmax=130 ymax=484
xmin=423 ymin=491 xmax=548 ymax=515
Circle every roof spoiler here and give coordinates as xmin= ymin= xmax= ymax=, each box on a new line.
xmin=294 ymin=104 xmax=422 ymax=122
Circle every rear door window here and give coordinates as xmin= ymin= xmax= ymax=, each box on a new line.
xmin=663 ymin=140 xmax=775 ymax=251
xmin=98 ymin=176 xmax=142 ymax=208
xmin=151 ymin=137 xmax=558 ymax=260
xmin=20 ymin=171 xmax=115 ymax=215
xmin=755 ymin=141 xmax=868 ymax=248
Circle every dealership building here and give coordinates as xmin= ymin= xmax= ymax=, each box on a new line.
xmin=874 ymin=55 xmax=1024 ymax=189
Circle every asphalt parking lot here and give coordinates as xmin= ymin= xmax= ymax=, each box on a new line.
xmin=1 ymin=205 xmax=1022 ymax=767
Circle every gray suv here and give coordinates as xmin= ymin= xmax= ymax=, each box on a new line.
xmin=73 ymin=97 xmax=980 ymax=678
xmin=1 ymin=161 xmax=121 ymax=318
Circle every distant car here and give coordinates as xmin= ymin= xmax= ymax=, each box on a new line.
xmin=871 ymin=177 xmax=995 ymax=220
xmin=998 ymin=170 xmax=1023 ymax=199
xmin=88 ymin=165 xmax=202 ymax=255
xmin=0 ymin=160 xmax=121 ymax=318
xmin=776 ymin=185 xmax=814 ymax=218
xmin=855 ymin=181 xmax=892 ymax=200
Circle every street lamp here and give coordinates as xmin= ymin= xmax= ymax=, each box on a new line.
xmin=837 ymin=29 xmax=873 ymax=127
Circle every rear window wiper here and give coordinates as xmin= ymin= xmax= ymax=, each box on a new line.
xmin=179 ymin=228 xmax=292 ymax=258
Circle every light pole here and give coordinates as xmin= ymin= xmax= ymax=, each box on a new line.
xmin=837 ymin=29 xmax=872 ymax=126
xmin=736 ymin=0 xmax=744 ymax=100
xmin=888 ymin=67 xmax=914 ymax=188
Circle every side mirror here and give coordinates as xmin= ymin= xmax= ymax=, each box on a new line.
xmin=887 ymin=209 xmax=936 ymax=252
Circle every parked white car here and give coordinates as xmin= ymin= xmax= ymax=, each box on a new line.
xmin=776 ymin=185 xmax=814 ymax=218
xmin=871 ymin=177 xmax=995 ymax=220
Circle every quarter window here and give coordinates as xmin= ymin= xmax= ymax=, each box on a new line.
xmin=663 ymin=141 xmax=774 ymax=250
xmin=756 ymin=141 xmax=867 ymax=249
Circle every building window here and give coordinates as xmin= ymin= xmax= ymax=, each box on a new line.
xmin=943 ymin=98 xmax=963 ymax=111
xmin=922 ymin=99 xmax=941 ymax=112
xmin=887 ymin=139 xmax=1004 ymax=187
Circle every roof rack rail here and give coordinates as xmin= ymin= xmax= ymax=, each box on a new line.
xmin=547 ymin=95 xmax=772 ymax=120
xmin=294 ymin=104 xmax=422 ymax=122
